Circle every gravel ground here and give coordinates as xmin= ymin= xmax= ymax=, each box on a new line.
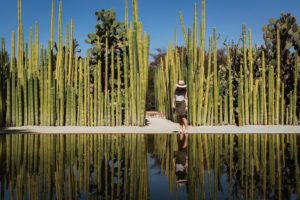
xmin=0 ymin=118 xmax=300 ymax=134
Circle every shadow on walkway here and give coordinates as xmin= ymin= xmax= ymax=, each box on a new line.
xmin=0 ymin=127 xmax=31 ymax=134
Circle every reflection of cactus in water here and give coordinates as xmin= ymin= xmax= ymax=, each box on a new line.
xmin=0 ymin=134 xmax=149 ymax=199
xmin=150 ymin=134 xmax=299 ymax=199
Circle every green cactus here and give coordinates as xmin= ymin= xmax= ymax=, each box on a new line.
xmin=213 ymin=28 xmax=218 ymax=125
xmin=281 ymin=82 xmax=285 ymax=124
xmin=93 ymin=65 xmax=98 ymax=126
xmin=198 ymin=0 xmax=206 ymax=125
xmin=253 ymin=80 xmax=258 ymax=125
xmin=84 ymin=58 xmax=89 ymax=125
xmin=293 ymin=54 xmax=298 ymax=125
xmin=242 ymin=24 xmax=249 ymax=125
xmin=50 ymin=0 xmax=54 ymax=49
xmin=262 ymin=51 xmax=268 ymax=125
xmin=96 ymin=61 xmax=102 ymax=126
xmin=47 ymin=42 xmax=52 ymax=126
xmin=268 ymin=65 xmax=275 ymax=125
xmin=224 ymin=92 xmax=228 ymax=124
xmin=34 ymin=74 xmax=39 ymax=125
xmin=0 ymin=38 xmax=5 ymax=126
xmin=104 ymin=33 xmax=109 ymax=125
xmin=123 ymin=43 xmax=129 ymax=125
xmin=275 ymin=29 xmax=280 ymax=124
xmin=117 ymin=55 xmax=121 ymax=125
xmin=11 ymin=33 xmax=17 ymax=126
xmin=227 ymin=46 xmax=234 ymax=124
xmin=203 ymin=37 xmax=212 ymax=125
xmin=248 ymin=29 xmax=253 ymax=124
xmin=78 ymin=59 xmax=84 ymax=126
xmin=238 ymin=63 xmax=244 ymax=126
xmin=110 ymin=46 xmax=115 ymax=126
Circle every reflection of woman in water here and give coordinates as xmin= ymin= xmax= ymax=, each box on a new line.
xmin=172 ymin=80 xmax=188 ymax=148
xmin=174 ymin=136 xmax=188 ymax=189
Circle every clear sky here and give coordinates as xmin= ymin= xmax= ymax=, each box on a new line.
xmin=0 ymin=0 xmax=300 ymax=56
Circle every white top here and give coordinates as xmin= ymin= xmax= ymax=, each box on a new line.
xmin=175 ymin=88 xmax=186 ymax=102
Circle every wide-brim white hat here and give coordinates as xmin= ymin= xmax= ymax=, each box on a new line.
xmin=176 ymin=80 xmax=187 ymax=88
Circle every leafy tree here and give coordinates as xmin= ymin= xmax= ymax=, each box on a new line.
xmin=85 ymin=9 xmax=127 ymax=90
xmin=86 ymin=9 xmax=127 ymax=64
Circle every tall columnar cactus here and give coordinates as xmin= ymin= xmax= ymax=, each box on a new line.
xmin=213 ymin=28 xmax=218 ymax=125
xmin=78 ymin=59 xmax=84 ymax=126
xmin=227 ymin=46 xmax=234 ymax=124
xmin=3 ymin=0 xmax=298 ymax=127
xmin=110 ymin=46 xmax=115 ymax=126
xmin=84 ymin=58 xmax=89 ymax=125
xmin=96 ymin=60 xmax=102 ymax=126
xmin=123 ymin=42 xmax=129 ymax=126
xmin=152 ymin=0 xmax=298 ymax=126
xmin=179 ymin=12 xmax=188 ymax=46
xmin=242 ymin=24 xmax=249 ymax=125
xmin=47 ymin=42 xmax=52 ymax=126
xmin=128 ymin=26 xmax=135 ymax=125
xmin=117 ymin=55 xmax=121 ymax=125
xmin=275 ymin=29 xmax=281 ymax=124
xmin=50 ymin=0 xmax=54 ymax=49
xmin=5 ymin=0 xmax=150 ymax=127
xmin=203 ymin=37 xmax=212 ymax=125
xmin=262 ymin=51 xmax=268 ymax=125
xmin=253 ymin=80 xmax=258 ymax=125
xmin=293 ymin=54 xmax=298 ymax=125
xmin=268 ymin=66 xmax=275 ymax=125
xmin=281 ymin=82 xmax=285 ymax=124
xmin=93 ymin=66 xmax=98 ymax=126
xmin=248 ymin=29 xmax=253 ymax=124
xmin=34 ymin=73 xmax=39 ymax=125
xmin=238 ymin=63 xmax=244 ymax=126
xmin=68 ymin=20 xmax=74 ymax=85
xmin=101 ymin=34 xmax=107 ymax=124
xmin=198 ymin=0 xmax=206 ymax=125
xmin=10 ymin=32 xmax=16 ymax=126
xmin=0 ymin=38 xmax=5 ymax=126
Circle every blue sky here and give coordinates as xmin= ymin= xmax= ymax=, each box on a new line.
xmin=0 ymin=0 xmax=300 ymax=56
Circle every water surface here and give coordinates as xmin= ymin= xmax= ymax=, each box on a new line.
xmin=0 ymin=134 xmax=299 ymax=199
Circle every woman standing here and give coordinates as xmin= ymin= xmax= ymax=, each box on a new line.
xmin=172 ymin=80 xmax=188 ymax=147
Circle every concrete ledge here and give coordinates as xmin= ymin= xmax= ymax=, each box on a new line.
xmin=0 ymin=118 xmax=300 ymax=134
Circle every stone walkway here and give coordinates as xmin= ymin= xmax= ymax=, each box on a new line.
xmin=0 ymin=117 xmax=300 ymax=134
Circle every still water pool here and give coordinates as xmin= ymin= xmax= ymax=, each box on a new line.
xmin=0 ymin=134 xmax=299 ymax=200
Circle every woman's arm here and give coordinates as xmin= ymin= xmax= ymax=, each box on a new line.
xmin=172 ymin=89 xmax=176 ymax=108
xmin=185 ymin=91 xmax=188 ymax=110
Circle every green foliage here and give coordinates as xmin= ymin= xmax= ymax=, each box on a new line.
xmin=86 ymin=9 xmax=127 ymax=66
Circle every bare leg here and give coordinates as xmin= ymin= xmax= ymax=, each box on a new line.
xmin=179 ymin=117 xmax=184 ymax=140
xmin=182 ymin=117 xmax=188 ymax=133
xmin=182 ymin=117 xmax=188 ymax=148
xmin=179 ymin=117 xmax=183 ymax=133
